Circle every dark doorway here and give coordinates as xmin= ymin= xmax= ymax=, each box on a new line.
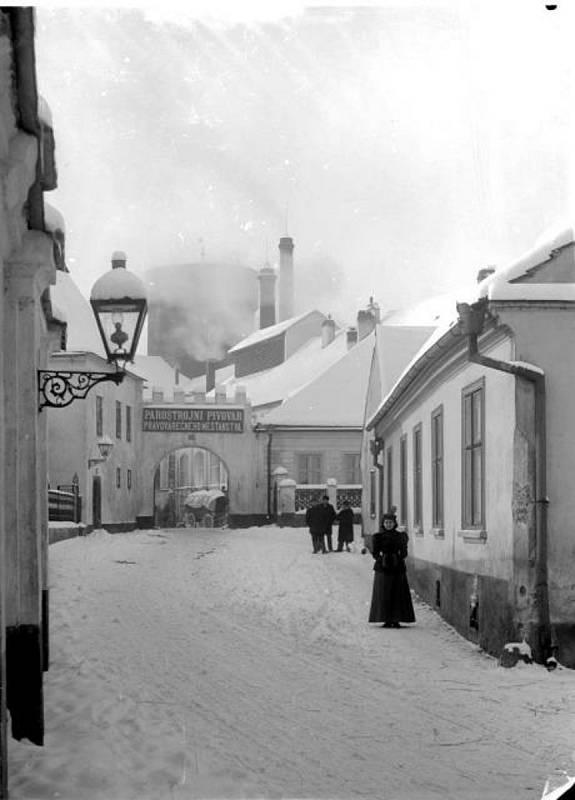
xmin=92 ymin=476 xmax=102 ymax=528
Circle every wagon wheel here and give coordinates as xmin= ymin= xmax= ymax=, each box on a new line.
xmin=203 ymin=513 xmax=214 ymax=528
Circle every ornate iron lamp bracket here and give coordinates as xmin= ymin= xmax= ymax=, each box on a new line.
xmin=38 ymin=369 xmax=124 ymax=412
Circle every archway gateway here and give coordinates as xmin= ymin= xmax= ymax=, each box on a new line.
xmin=154 ymin=446 xmax=229 ymax=528
xmin=137 ymin=399 xmax=269 ymax=528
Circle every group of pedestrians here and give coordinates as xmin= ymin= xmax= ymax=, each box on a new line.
xmin=305 ymin=495 xmax=355 ymax=553
xmin=306 ymin=498 xmax=416 ymax=628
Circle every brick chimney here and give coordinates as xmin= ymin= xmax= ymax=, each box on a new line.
xmin=346 ymin=327 xmax=358 ymax=349
xmin=257 ymin=263 xmax=277 ymax=329
xmin=321 ymin=315 xmax=336 ymax=348
xmin=205 ymin=360 xmax=216 ymax=393
xmin=278 ymin=236 xmax=295 ymax=321
xmin=367 ymin=295 xmax=381 ymax=323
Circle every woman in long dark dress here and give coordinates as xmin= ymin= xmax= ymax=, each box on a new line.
xmin=369 ymin=512 xmax=416 ymax=628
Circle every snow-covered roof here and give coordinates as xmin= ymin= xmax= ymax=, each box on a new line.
xmin=378 ymin=293 xmax=456 ymax=327
xmin=367 ymin=224 xmax=575 ymax=430
xmin=216 ymin=329 xmax=351 ymax=411
xmin=262 ymin=331 xmax=375 ymax=427
xmin=228 ymin=310 xmax=325 ymax=353
xmin=50 ymin=271 xmax=105 ymax=355
xmin=483 ymin=223 xmax=575 ymax=302
xmin=370 ymin=323 xmax=438 ymax=412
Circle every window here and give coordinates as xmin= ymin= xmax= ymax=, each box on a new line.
xmin=399 ymin=435 xmax=408 ymax=525
xmin=126 ymin=405 xmax=132 ymax=442
xmin=116 ymin=401 xmax=122 ymax=439
xmin=369 ymin=469 xmax=376 ymax=518
xmin=297 ymin=453 xmax=322 ymax=484
xmin=413 ymin=424 xmax=422 ymax=529
xmin=431 ymin=406 xmax=444 ymax=528
xmin=127 ymin=469 xmax=132 ymax=490
xmin=116 ymin=467 xmax=121 ymax=489
xmin=343 ymin=453 xmax=361 ymax=484
xmin=96 ymin=396 xmax=103 ymax=437
xmin=462 ymin=381 xmax=484 ymax=528
xmin=385 ymin=446 xmax=393 ymax=512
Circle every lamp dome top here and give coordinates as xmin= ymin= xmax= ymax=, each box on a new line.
xmin=90 ymin=263 xmax=147 ymax=301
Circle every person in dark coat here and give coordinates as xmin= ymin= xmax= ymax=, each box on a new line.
xmin=306 ymin=501 xmax=326 ymax=553
xmin=335 ymin=500 xmax=354 ymax=552
xmin=305 ymin=495 xmax=336 ymax=554
xmin=319 ymin=494 xmax=336 ymax=552
xmin=369 ymin=511 xmax=416 ymax=628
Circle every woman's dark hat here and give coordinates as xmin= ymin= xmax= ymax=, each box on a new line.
xmin=381 ymin=512 xmax=397 ymax=522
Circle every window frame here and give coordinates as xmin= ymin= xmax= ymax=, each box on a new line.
xmin=115 ymin=400 xmax=122 ymax=440
xmin=297 ymin=453 xmax=322 ymax=485
xmin=413 ymin=422 xmax=423 ymax=532
xmin=116 ymin=466 xmax=121 ymax=489
xmin=126 ymin=405 xmax=132 ymax=442
xmin=385 ymin=446 xmax=393 ymax=513
xmin=461 ymin=378 xmax=485 ymax=531
xmin=343 ymin=452 xmax=361 ymax=484
xmin=431 ymin=405 xmax=444 ymax=531
xmin=96 ymin=395 xmax=103 ymax=438
xmin=399 ymin=434 xmax=408 ymax=526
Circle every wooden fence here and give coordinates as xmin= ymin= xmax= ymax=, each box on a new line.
xmin=48 ymin=487 xmax=82 ymax=523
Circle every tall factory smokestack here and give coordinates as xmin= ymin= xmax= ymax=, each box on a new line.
xmin=278 ymin=236 xmax=295 ymax=321
xmin=257 ymin=263 xmax=277 ymax=329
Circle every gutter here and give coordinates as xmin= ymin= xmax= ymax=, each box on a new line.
xmin=457 ymin=298 xmax=552 ymax=666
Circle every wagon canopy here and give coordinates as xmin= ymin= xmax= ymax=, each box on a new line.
xmin=184 ymin=489 xmax=226 ymax=510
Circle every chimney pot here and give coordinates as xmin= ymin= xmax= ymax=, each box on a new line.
xmin=476 ymin=267 xmax=496 ymax=283
xmin=357 ymin=307 xmax=376 ymax=340
xmin=111 ymin=250 xmax=127 ymax=269
xmin=346 ymin=327 xmax=358 ymax=349
xmin=321 ymin=315 xmax=336 ymax=348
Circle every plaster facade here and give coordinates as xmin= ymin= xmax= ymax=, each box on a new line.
xmin=47 ymin=351 xmax=144 ymax=531
xmin=0 ymin=8 xmax=62 ymax=792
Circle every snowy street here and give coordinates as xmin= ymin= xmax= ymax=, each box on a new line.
xmin=8 ymin=526 xmax=575 ymax=800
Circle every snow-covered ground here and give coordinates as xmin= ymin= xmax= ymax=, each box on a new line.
xmin=8 ymin=526 xmax=575 ymax=800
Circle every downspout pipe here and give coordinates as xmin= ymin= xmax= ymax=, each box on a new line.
xmin=267 ymin=431 xmax=273 ymax=519
xmin=456 ymin=300 xmax=552 ymax=665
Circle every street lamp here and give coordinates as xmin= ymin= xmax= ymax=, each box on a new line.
xmin=87 ymin=435 xmax=115 ymax=468
xmin=38 ymin=251 xmax=148 ymax=411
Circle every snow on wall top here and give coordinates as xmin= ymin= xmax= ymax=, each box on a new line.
xmin=44 ymin=201 xmax=65 ymax=233
xmin=228 ymin=310 xmax=326 ymax=353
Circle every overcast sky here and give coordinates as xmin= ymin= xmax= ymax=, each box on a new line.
xmin=35 ymin=0 xmax=574 ymax=326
